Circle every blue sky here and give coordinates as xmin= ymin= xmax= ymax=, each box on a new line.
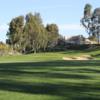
xmin=0 ymin=0 xmax=100 ymax=42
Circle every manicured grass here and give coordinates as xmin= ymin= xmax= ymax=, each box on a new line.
xmin=0 ymin=51 xmax=100 ymax=100
xmin=0 ymin=49 xmax=100 ymax=62
xmin=0 ymin=52 xmax=64 ymax=63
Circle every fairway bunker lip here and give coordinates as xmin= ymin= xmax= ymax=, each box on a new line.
xmin=63 ymin=55 xmax=93 ymax=60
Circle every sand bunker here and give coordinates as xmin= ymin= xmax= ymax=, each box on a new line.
xmin=63 ymin=55 xmax=93 ymax=60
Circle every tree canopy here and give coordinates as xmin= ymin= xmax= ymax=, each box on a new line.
xmin=81 ymin=4 xmax=100 ymax=44
xmin=7 ymin=13 xmax=60 ymax=53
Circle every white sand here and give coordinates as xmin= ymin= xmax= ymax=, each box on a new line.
xmin=63 ymin=55 xmax=93 ymax=60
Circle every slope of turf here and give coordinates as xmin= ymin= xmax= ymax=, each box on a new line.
xmin=0 ymin=49 xmax=100 ymax=63
xmin=0 ymin=51 xmax=100 ymax=100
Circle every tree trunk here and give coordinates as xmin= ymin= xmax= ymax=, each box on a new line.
xmin=97 ymin=33 xmax=100 ymax=44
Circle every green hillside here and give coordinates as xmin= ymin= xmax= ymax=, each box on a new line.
xmin=0 ymin=50 xmax=100 ymax=100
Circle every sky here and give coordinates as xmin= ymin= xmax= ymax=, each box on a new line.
xmin=0 ymin=0 xmax=100 ymax=42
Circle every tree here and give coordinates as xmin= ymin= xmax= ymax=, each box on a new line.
xmin=7 ymin=12 xmax=61 ymax=53
xmin=46 ymin=24 xmax=59 ymax=48
xmin=84 ymin=4 xmax=92 ymax=18
xmin=81 ymin=4 xmax=92 ymax=33
xmin=81 ymin=4 xmax=100 ymax=44
xmin=7 ymin=16 xmax=24 ymax=51
xmin=23 ymin=13 xmax=48 ymax=53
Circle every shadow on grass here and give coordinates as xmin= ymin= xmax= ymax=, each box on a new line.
xmin=92 ymin=54 xmax=100 ymax=58
xmin=0 ymin=79 xmax=100 ymax=100
xmin=0 ymin=60 xmax=100 ymax=68
xmin=0 ymin=60 xmax=100 ymax=100
xmin=0 ymin=69 xmax=92 ymax=79
xmin=53 ymin=67 xmax=100 ymax=73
